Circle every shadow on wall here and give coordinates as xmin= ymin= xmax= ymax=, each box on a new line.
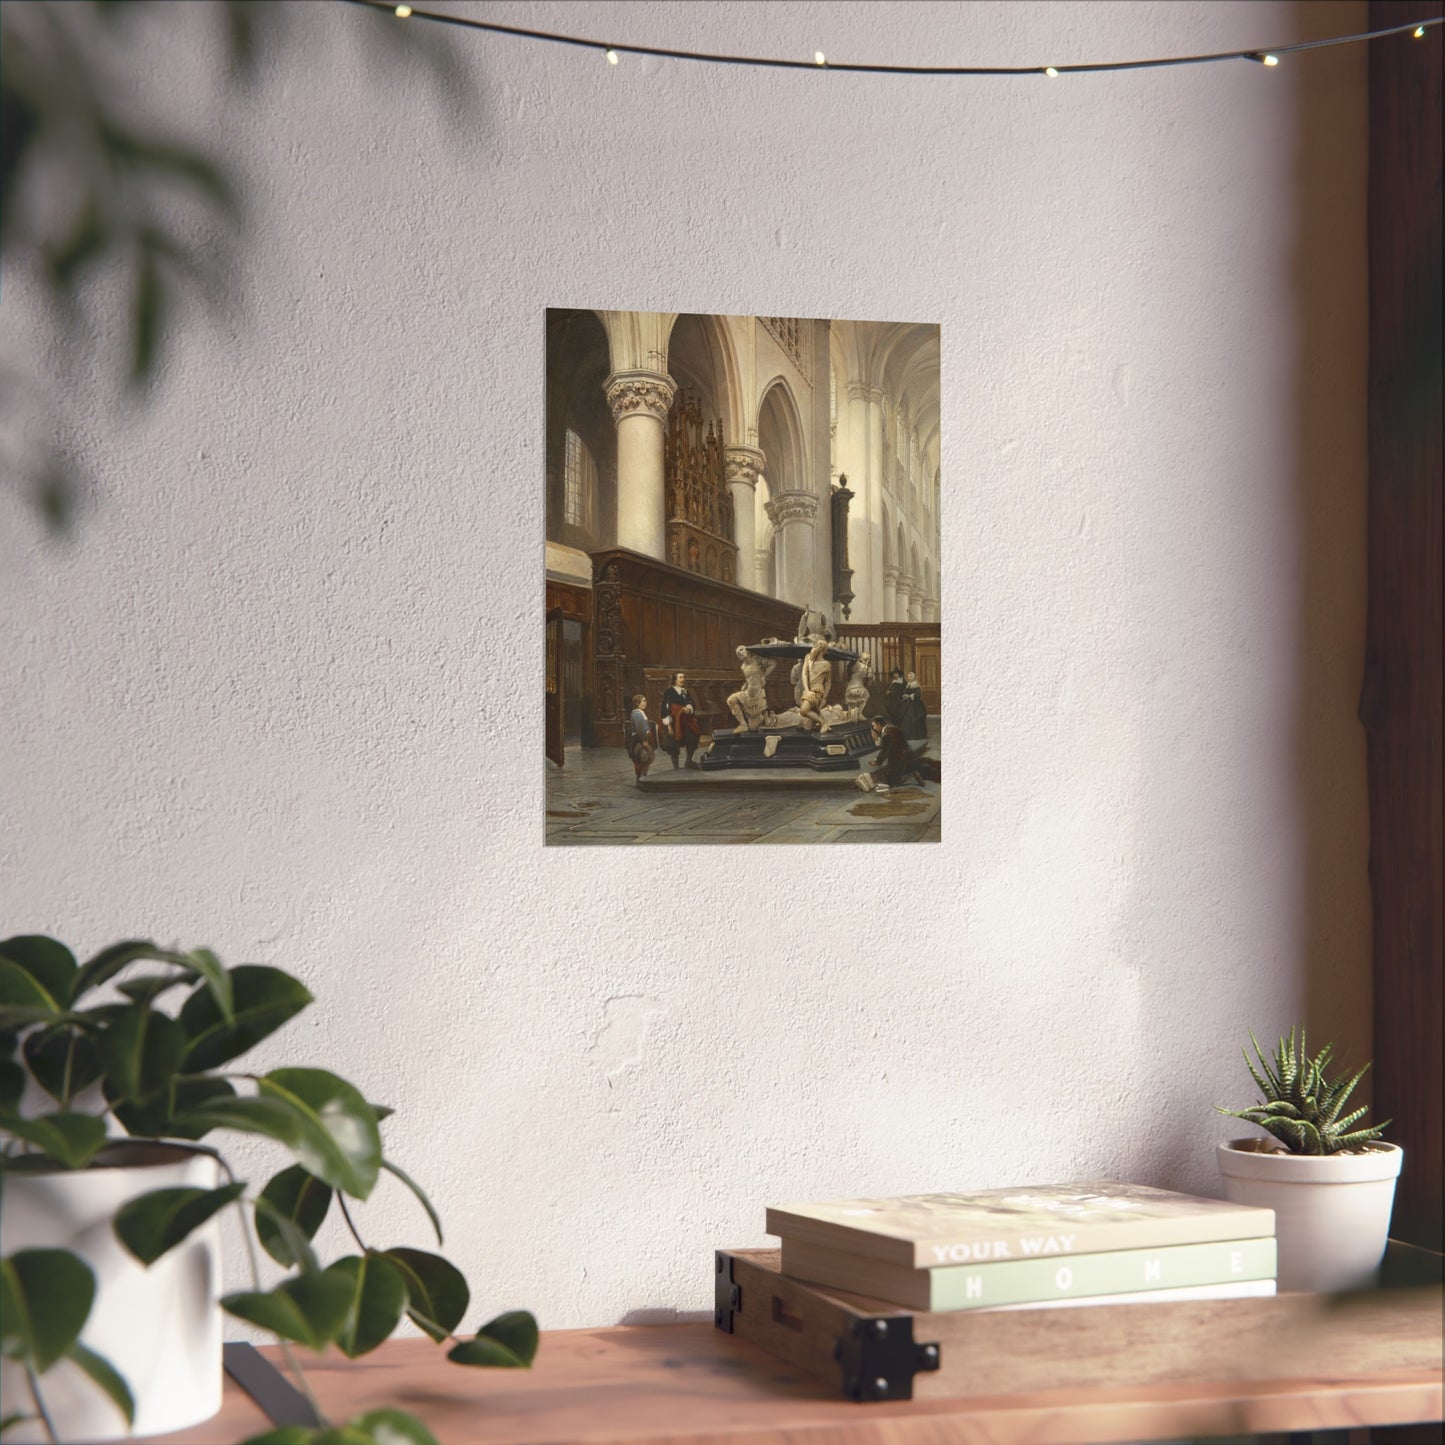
xmin=1287 ymin=0 xmax=1372 ymax=1088
xmin=1129 ymin=1 xmax=1373 ymax=1198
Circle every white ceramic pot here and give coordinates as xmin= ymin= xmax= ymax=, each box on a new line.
xmin=1216 ymin=1137 xmax=1403 ymax=1293
xmin=0 ymin=1141 xmax=224 ymax=1442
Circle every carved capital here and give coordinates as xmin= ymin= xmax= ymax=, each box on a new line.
xmin=883 ymin=565 xmax=901 ymax=587
xmin=896 ymin=572 xmax=915 ymax=594
xmin=754 ymin=548 xmax=771 ymax=577
xmin=765 ymin=490 xmax=819 ymax=529
xmin=846 ymin=380 xmax=883 ymax=405
xmin=723 ymin=445 xmax=766 ymax=491
xmin=604 ymin=369 xmax=676 ymax=424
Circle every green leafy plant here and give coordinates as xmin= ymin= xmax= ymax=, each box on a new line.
xmin=0 ymin=935 xmax=535 ymax=1445
xmin=1216 ymin=1025 xmax=1391 ymax=1156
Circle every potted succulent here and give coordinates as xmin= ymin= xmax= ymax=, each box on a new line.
xmin=1215 ymin=1025 xmax=1402 ymax=1293
xmin=0 ymin=934 xmax=537 ymax=1444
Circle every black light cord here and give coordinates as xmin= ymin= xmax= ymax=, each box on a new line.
xmin=338 ymin=1 xmax=1441 ymax=77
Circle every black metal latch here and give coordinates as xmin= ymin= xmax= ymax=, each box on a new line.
xmin=834 ymin=1314 xmax=941 ymax=1401
xmin=714 ymin=1250 xmax=742 ymax=1333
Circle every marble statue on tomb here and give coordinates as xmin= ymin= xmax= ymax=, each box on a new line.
xmin=844 ymin=651 xmax=873 ymax=721
xmin=726 ymin=646 xmax=776 ymax=732
xmin=795 ymin=605 xmax=835 ymax=645
xmin=798 ymin=638 xmax=833 ymax=733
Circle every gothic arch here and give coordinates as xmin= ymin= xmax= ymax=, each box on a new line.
xmin=757 ymin=379 xmax=807 ymax=495
xmin=667 ymin=313 xmax=746 ymax=445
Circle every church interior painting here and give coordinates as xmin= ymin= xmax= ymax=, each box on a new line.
xmin=545 ymin=309 xmax=941 ymax=845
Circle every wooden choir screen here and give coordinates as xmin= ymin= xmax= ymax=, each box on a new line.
xmin=590 ymin=549 xmax=797 ymax=747
xmin=833 ymin=622 xmax=943 ymax=713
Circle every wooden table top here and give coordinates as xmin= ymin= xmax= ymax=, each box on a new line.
xmin=151 ymin=1320 xmax=1444 ymax=1445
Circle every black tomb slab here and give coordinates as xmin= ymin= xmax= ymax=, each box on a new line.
xmin=701 ymin=721 xmax=874 ymax=772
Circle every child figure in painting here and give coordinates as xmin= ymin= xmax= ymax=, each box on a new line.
xmin=627 ymin=694 xmax=655 ymax=783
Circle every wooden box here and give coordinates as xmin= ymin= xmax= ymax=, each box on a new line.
xmin=715 ymin=1244 xmax=1445 ymax=1404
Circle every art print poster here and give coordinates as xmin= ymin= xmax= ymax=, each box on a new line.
xmin=545 ymin=309 xmax=939 ymax=845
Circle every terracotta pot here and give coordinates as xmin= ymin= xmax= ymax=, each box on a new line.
xmin=1216 ymin=1137 xmax=1403 ymax=1293
xmin=0 ymin=1141 xmax=224 ymax=1441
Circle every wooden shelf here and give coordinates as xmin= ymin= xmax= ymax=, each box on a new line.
xmin=149 ymin=1296 xmax=1443 ymax=1445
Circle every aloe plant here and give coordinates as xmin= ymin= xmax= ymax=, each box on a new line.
xmin=1216 ymin=1025 xmax=1391 ymax=1156
xmin=0 ymin=935 xmax=536 ymax=1445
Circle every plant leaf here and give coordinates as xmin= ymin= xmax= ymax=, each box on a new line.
xmin=67 ymin=1340 xmax=135 ymax=1426
xmin=447 ymin=1310 xmax=538 ymax=1368
xmin=326 ymin=1253 xmax=407 ymax=1359
xmin=182 ymin=948 xmax=233 ymax=1022
xmin=1 ymin=1414 xmax=36 ymax=1435
xmin=252 ymin=1196 xmax=321 ymax=1277
xmin=351 ymin=1409 xmax=441 ymax=1445
xmin=382 ymin=1248 xmax=468 ymax=1342
xmin=256 ymin=1165 xmax=332 ymax=1268
xmin=23 ymin=1026 xmax=102 ymax=1102
xmin=223 ymin=1273 xmax=353 ymax=1351
xmin=0 ymin=959 xmax=60 ymax=1027
xmin=97 ymin=1005 xmax=187 ymax=1103
xmin=0 ymin=1060 xmax=25 ymax=1114
xmin=115 ymin=975 xmax=191 ymax=1008
xmin=238 ymin=1431 xmax=315 ymax=1445
xmin=0 ymin=1112 xmax=108 ymax=1168
xmin=179 ymin=966 xmax=312 ymax=1071
xmin=175 ymin=1086 xmax=377 ymax=1200
xmin=0 ymin=1248 xmax=95 ymax=1371
xmin=106 ymin=1073 xmax=231 ymax=1140
xmin=71 ymin=941 xmax=183 ymax=1000
xmin=380 ymin=1158 xmax=442 ymax=1246
xmin=258 ymin=1070 xmax=381 ymax=1201
xmin=113 ymin=1182 xmax=245 ymax=1266
xmin=0 ymin=938 xmax=76 ymax=1008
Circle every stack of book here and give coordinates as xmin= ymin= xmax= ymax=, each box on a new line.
xmin=766 ymin=1181 xmax=1277 ymax=1312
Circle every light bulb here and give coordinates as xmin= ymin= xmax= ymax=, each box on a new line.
xmin=814 ymin=51 xmax=826 ymax=66
xmin=1414 ymin=25 xmax=1426 ymax=38
xmin=605 ymin=48 xmax=619 ymax=64
xmin=394 ymin=3 xmax=411 ymax=15
xmin=1262 ymin=53 xmax=1279 ymax=66
xmin=1044 ymin=66 xmax=1059 ymax=78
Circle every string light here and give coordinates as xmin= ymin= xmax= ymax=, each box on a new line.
xmin=338 ymin=2 xmax=1443 ymax=78
xmin=605 ymin=48 xmax=619 ymax=65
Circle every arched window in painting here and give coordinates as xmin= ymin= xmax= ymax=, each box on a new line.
xmin=563 ymin=427 xmax=598 ymax=536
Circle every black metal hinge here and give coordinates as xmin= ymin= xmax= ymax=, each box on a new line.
xmin=714 ymin=1250 xmax=742 ymax=1333
xmin=833 ymin=1313 xmax=941 ymax=1402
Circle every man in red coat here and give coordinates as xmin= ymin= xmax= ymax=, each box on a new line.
xmin=660 ymin=672 xmax=703 ymax=770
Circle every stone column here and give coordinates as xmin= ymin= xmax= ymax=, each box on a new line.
xmin=925 ymin=595 xmax=940 ymax=623
xmin=765 ymin=491 xmax=819 ymax=608
xmin=724 ymin=445 xmax=765 ymax=592
xmin=897 ymin=573 xmax=916 ymax=623
xmin=862 ymin=385 xmax=885 ymax=619
xmin=754 ymin=547 xmax=772 ymax=595
xmin=908 ymin=584 xmax=924 ymax=624
xmin=605 ymin=368 xmax=676 ymax=560
xmin=883 ymin=565 xmax=900 ymax=623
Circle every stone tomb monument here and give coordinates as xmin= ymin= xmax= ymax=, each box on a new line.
xmin=702 ymin=613 xmax=875 ymax=774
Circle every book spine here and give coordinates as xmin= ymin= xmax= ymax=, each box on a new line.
xmin=929 ymin=1236 xmax=1277 ymax=1310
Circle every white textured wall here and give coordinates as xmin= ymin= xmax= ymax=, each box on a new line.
xmin=0 ymin=1 xmax=1370 ymax=1330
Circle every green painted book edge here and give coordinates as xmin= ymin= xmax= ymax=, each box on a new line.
xmin=779 ymin=1236 xmax=1279 ymax=1310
